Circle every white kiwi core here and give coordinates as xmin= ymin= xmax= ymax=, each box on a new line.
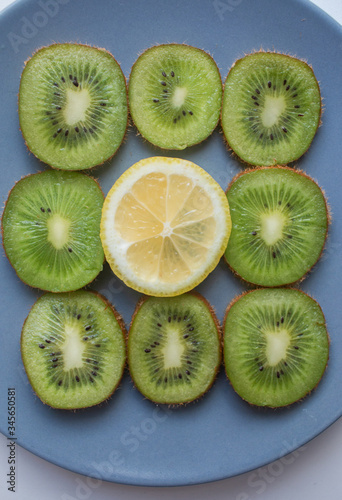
xmin=260 ymin=212 xmax=286 ymax=246
xmin=265 ymin=329 xmax=291 ymax=366
xmin=172 ymin=87 xmax=188 ymax=108
xmin=62 ymin=323 xmax=85 ymax=370
xmin=63 ymin=88 xmax=91 ymax=125
xmin=162 ymin=327 xmax=185 ymax=368
xmin=261 ymin=95 xmax=286 ymax=128
xmin=47 ymin=214 xmax=71 ymax=250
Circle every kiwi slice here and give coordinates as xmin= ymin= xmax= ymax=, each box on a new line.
xmin=221 ymin=51 xmax=321 ymax=166
xmin=128 ymin=44 xmax=222 ymax=149
xmin=128 ymin=293 xmax=221 ymax=404
xmin=2 ymin=170 xmax=104 ymax=292
xmin=21 ymin=291 xmax=126 ymax=409
xmin=223 ymin=288 xmax=329 ymax=408
xmin=19 ymin=43 xmax=128 ymax=170
xmin=224 ymin=166 xmax=329 ymax=287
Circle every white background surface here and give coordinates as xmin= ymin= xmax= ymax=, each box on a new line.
xmin=1 ymin=0 xmax=342 ymax=498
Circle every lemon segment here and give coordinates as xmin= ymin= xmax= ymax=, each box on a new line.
xmin=101 ymin=157 xmax=231 ymax=296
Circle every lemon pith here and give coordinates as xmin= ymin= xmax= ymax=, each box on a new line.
xmin=100 ymin=157 xmax=231 ymax=296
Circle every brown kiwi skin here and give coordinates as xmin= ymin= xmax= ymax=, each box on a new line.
xmin=1 ymin=170 xmax=105 ymax=293
xmin=128 ymin=291 xmax=222 ymax=407
xmin=19 ymin=42 xmax=129 ymax=171
xmin=128 ymin=43 xmax=223 ymax=150
xmin=224 ymin=165 xmax=331 ymax=288
xmin=220 ymin=49 xmax=323 ymax=167
xmin=223 ymin=288 xmax=330 ymax=409
xmin=20 ymin=290 xmax=127 ymax=411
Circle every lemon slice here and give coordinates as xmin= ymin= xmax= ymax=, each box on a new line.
xmin=100 ymin=157 xmax=231 ymax=296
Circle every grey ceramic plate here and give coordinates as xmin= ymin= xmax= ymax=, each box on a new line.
xmin=0 ymin=0 xmax=342 ymax=487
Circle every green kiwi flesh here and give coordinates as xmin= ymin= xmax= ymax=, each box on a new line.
xmin=128 ymin=293 xmax=221 ymax=404
xmin=2 ymin=170 xmax=104 ymax=292
xmin=21 ymin=291 xmax=126 ymax=409
xmin=224 ymin=166 xmax=328 ymax=287
xmin=128 ymin=44 xmax=222 ymax=150
xmin=19 ymin=43 xmax=128 ymax=170
xmin=221 ymin=52 xmax=321 ymax=166
xmin=223 ymin=288 xmax=329 ymax=408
